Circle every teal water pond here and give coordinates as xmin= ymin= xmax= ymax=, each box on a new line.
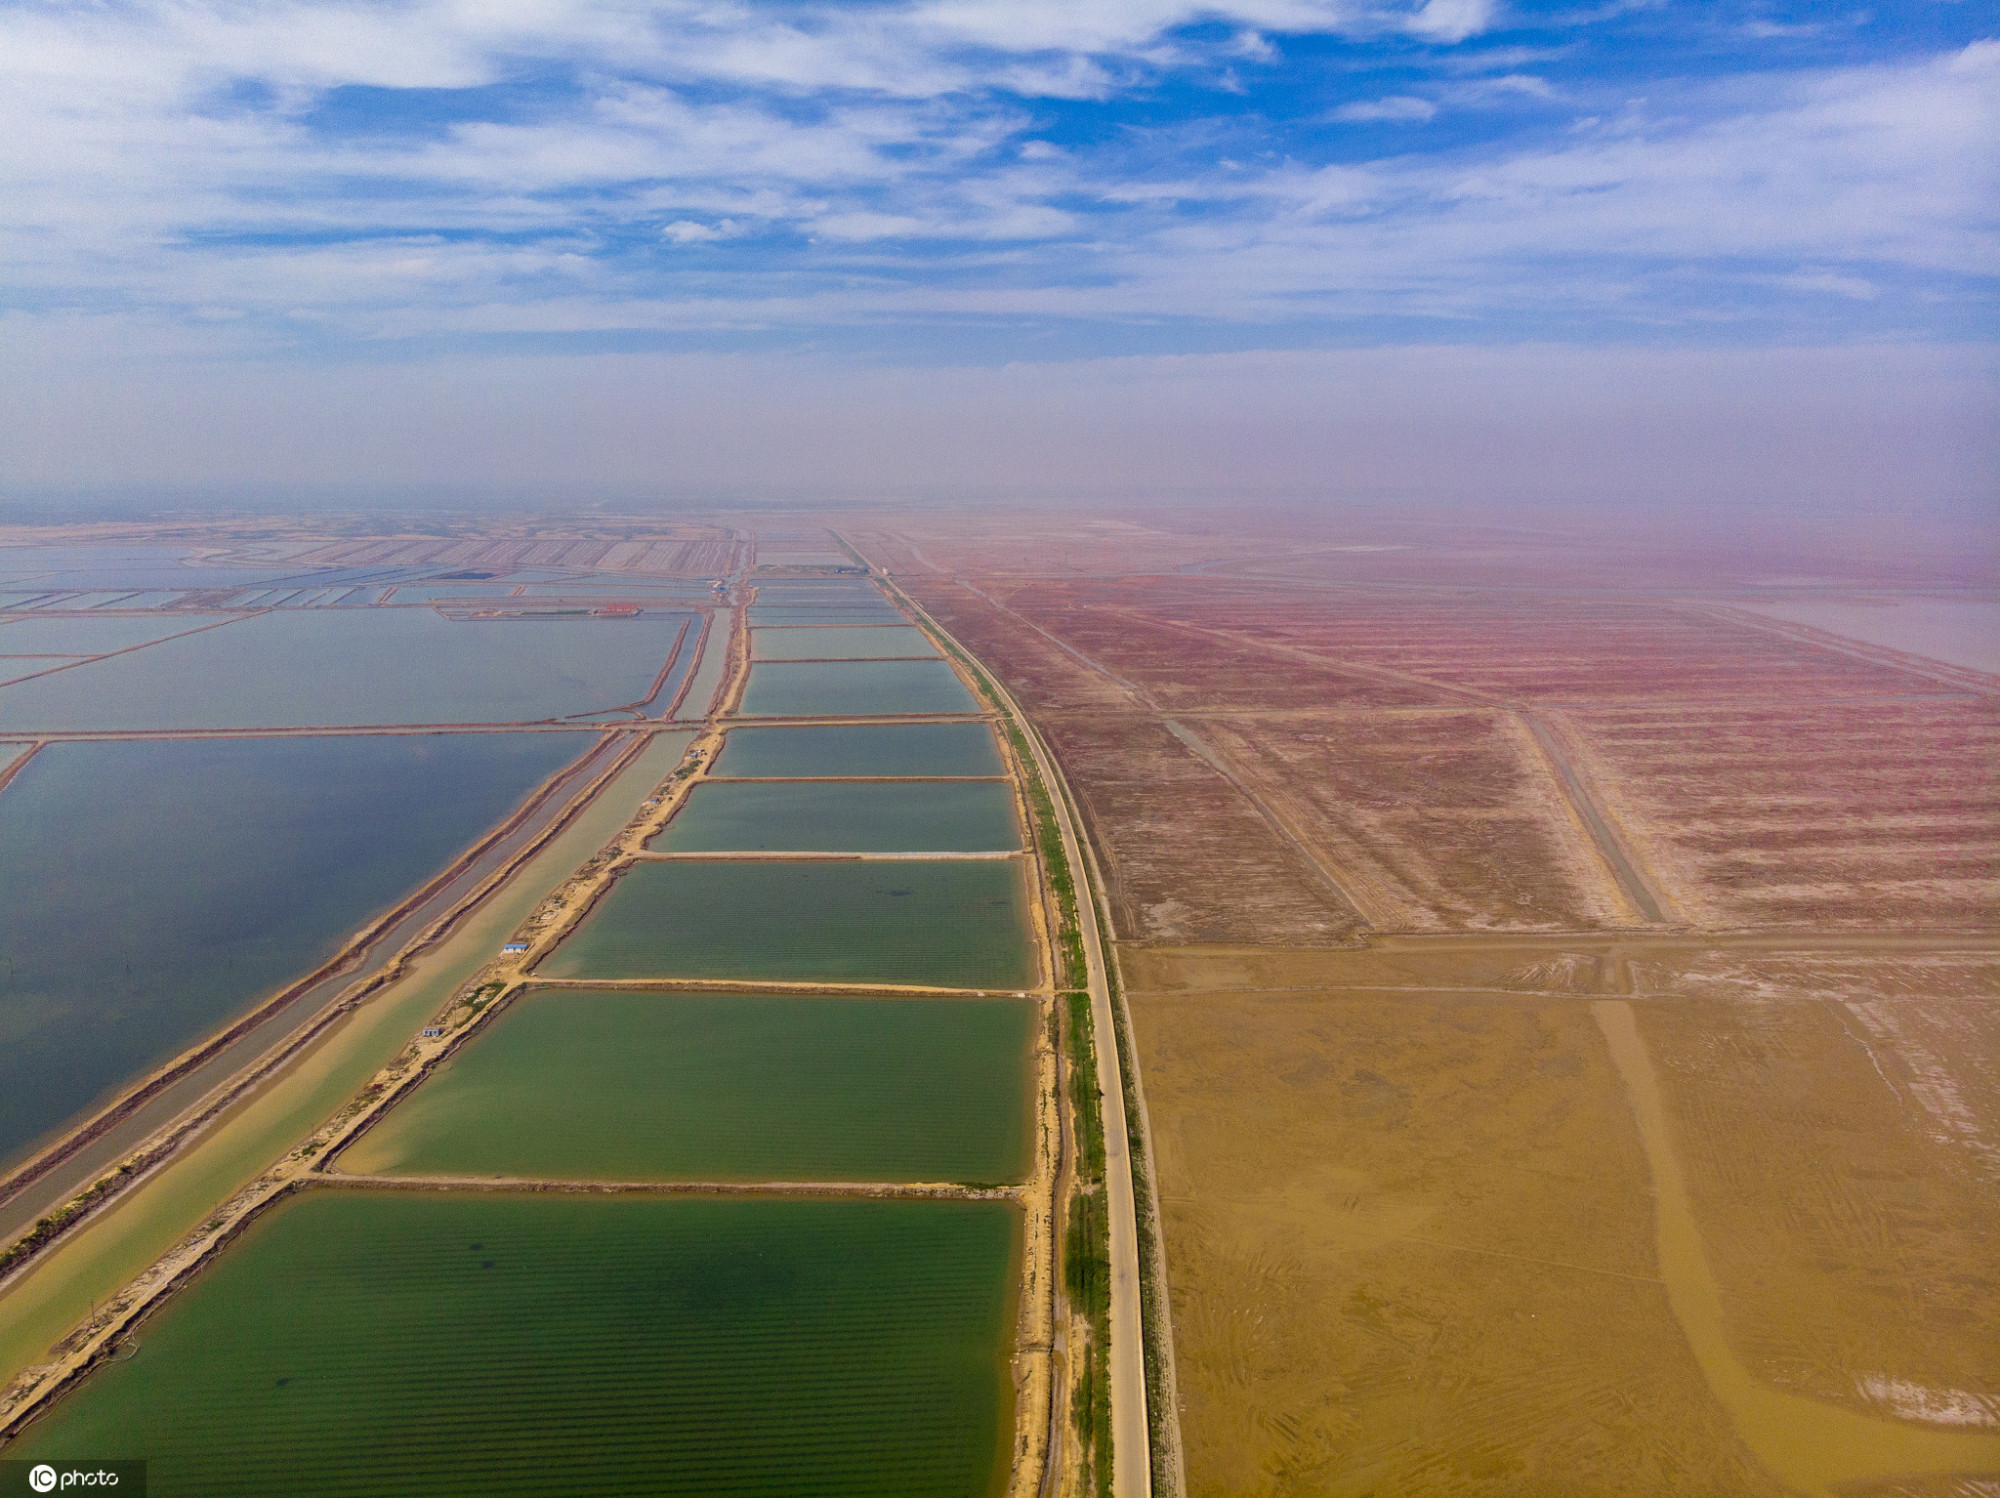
xmin=737 ymin=660 xmax=979 ymax=717
xmin=712 ymin=723 xmax=1005 ymax=778
xmin=652 ymin=779 xmax=1019 ymax=852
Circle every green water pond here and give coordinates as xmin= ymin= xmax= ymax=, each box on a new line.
xmin=538 ymin=859 xmax=1035 ymax=989
xmin=342 ymin=990 xmax=1034 ymax=1183
xmin=16 ymin=1190 xmax=1017 ymax=1498
xmin=652 ymin=779 xmax=1019 ymax=852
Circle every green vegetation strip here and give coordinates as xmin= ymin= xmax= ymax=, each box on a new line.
xmin=18 ymin=1190 xmax=1019 ymax=1498
xmin=1064 ymin=1186 xmax=1113 ymax=1495
xmin=340 ymin=990 xmax=1036 ymax=1184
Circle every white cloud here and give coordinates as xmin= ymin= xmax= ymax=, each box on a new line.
xmin=1779 ymin=268 xmax=1881 ymax=300
xmin=1333 ymin=94 xmax=1438 ymax=121
xmin=1405 ymin=0 xmax=1495 ymax=44
xmin=661 ymin=218 xmax=741 ymax=243
xmin=0 ymin=1 xmax=1988 ymax=346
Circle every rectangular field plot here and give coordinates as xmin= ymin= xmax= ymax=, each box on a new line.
xmin=340 ymin=991 xmax=1035 ymax=1182
xmin=539 ymin=859 xmax=1036 ymax=989
xmin=752 ymin=626 xmax=938 ymax=660
xmin=17 ymin=1191 xmax=1018 ymax=1498
xmin=1193 ymin=710 xmax=1634 ymax=930
xmin=0 ymin=609 xmax=694 ymax=730
xmin=737 ymin=660 xmax=979 ymax=718
xmin=1570 ymin=698 xmax=2000 ymax=927
xmin=988 ymin=579 xmax=1954 ymax=705
xmin=1042 ymin=714 xmax=1361 ymax=945
xmin=1126 ymin=969 xmax=1767 ymax=1495
xmin=652 ymin=780 xmax=1019 ymax=853
xmin=713 ymin=722 xmax=1005 ymax=778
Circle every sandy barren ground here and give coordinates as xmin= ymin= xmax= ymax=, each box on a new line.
xmin=844 ymin=508 xmax=2000 ymax=1497
xmin=1567 ymin=699 xmax=1998 ymax=930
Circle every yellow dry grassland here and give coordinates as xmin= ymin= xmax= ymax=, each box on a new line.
xmin=1127 ymin=949 xmax=1785 ymax=1496
xmin=1635 ymin=955 xmax=2000 ymax=1419
xmin=1122 ymin=938 xmax=2000 ymax=1497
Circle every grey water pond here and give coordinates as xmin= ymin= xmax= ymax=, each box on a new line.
xmin=0 ymin=732 xmax=593 ymax=1167
xmin=751 ymin=627 xmax=939 ymax=660
xmin=0 ymin=609 xmax=695 ymax=729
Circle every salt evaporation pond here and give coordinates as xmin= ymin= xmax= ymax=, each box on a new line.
xmin=539 ymin=859 xmax=1035 ymax=989
xmin=0 ymin=609 xmax=694 ymax=730
xmin=17 ymin=1190 xmax=1018 ymax=1497
xmin=343 ymin=990 xmax=1035 ymax=1183
xmin=652 ymin=779 xmax=1019 ymax=852
xmin=712 ymin=723 xmax=1005 ymax=778
xmin=0 ymin=732 xmax=592 ymax=1166
xmin=736 ymin=659 xmax=980 ymax=717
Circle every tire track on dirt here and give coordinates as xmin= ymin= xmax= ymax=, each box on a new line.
xmin=950 ymin=582 xmax=1378 ymax=930
xmin=1519 ymin=711 xmax=1671 ymax=925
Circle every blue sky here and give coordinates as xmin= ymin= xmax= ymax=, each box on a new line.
xmin=2 ymin=0 xmax=1993 ymax=363
xmin=0 ymin=1 xmax=1993 ymax=502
